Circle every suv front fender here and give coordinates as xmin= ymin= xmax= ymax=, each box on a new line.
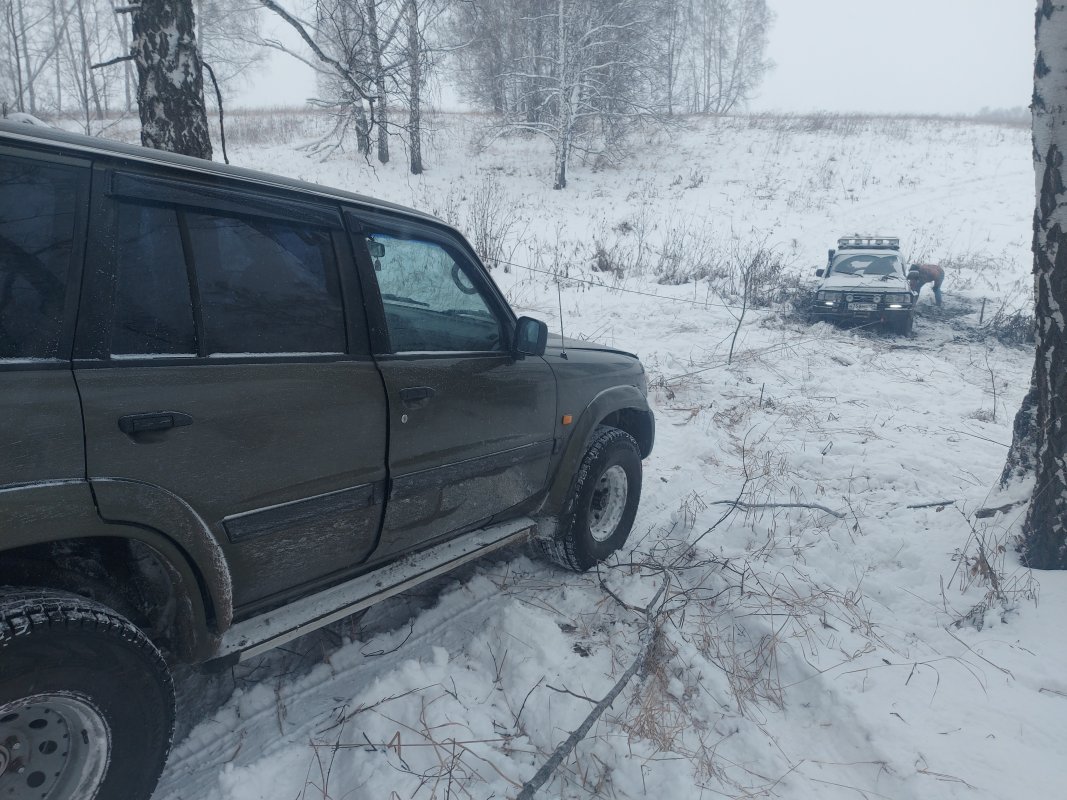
xmin=541 ymin=385 xmax=654 ymax=522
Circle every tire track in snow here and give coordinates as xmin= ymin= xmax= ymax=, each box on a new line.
xmin=154 ymin=573 xmax=532 ymax=799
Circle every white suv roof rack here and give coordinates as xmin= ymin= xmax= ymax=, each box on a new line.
xmin=838 ymin=235 xmax=899 ymax=250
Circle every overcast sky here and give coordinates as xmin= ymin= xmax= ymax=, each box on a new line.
xmin=752 ymin=0 xmax=1035 ymax=114
xmin=234 ymin=1 xmax=1037 ymax=115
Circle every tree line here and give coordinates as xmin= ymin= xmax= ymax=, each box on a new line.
xmin=0 ymin=0 xmax=772 ymax=180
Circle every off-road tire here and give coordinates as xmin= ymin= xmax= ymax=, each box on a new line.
xmin=0 ymin=589 xmax=174 ymax=800
xmin=540 ymin=426 xmax=642 ymax=572
xmin=890 ymin=314 xmax=914 ymax=336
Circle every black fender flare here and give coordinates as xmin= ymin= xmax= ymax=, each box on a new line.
xmin=90 ymin=478 xmax=233 ymax=633
xmin=541 ymin=385 xmax=654 ymax=521
xmin=0 ymin=479 xmax=224 ymax=661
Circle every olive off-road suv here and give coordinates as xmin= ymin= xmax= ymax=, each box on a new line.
xmin=0 ymin=120 xmax=654 ymax=800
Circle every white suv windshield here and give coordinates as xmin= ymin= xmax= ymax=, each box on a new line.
xmin=831 ymin=254 xmax=901 ymax=276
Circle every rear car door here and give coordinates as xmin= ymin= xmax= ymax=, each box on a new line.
xmin=0 ymin=148 xmax=89 ymax=489
xmin=347 ymin=210 xmax=556 ymax=559
xmin=74 ymin=167 xmax=388 ymax=615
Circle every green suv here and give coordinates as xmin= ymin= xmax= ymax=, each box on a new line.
xmin=0 ymin=120 xmax=654 ymax=800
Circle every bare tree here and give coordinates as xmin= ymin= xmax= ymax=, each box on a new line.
xmin=404 ymin=0 xmax=422 ymax=173
xmin=659 ymin=0 xmax=686 ymax=115
xmin=64 ymin=0 xmax=108 ymax=132
xmin=1 ymin=0 xmax=74 ymax=114
xmin=687 ymin=0 xmax=772 ymax=115
xmin=395 ymin=0 xmax=447 ymax=174
xmin=1002 ymin=1 xmax=1067 ymax=568
xmin=448 ymin=0 xmax=514 ymax=115
xmin=258 ymin=0 xmax=441 ymax=171
xmin=459 ymin=0 xmax=661 ymax=189
xmin=366 ymin=0 xmax=391 ymax=162
xmin=258 ymin=0 xmax=383 ymax=157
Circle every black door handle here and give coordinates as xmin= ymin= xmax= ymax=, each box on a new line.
xmin=399 ymin=386 xmax=435 ymax=408
xmin=118 ymin=411 xmax=193 ymax=436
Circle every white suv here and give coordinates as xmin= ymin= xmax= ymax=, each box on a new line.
xmin=811 ymin=236 xmax=914 ymax=335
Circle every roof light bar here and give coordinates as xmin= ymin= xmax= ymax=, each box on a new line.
xmin=837 ymin=235 xmax=900 ymax=250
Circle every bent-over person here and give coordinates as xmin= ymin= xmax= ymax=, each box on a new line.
xmin=907 ymin=263 xmax=944 ymax=306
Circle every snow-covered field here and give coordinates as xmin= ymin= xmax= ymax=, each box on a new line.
xmin=152 ymin=112 xmax=1065 ymax=800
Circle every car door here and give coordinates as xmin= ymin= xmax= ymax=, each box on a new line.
xmin=74 ymin=166 xmax=388 ymax=615
xmin=346 ymin=210 xmax=557 ymax=559
xmin=0 ymin=148 xmax=89 ymax=489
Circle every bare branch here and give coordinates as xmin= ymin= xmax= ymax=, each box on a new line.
xmin=258 ymin=0 xmax=374 ymax=102
xmin=707 ymin=499 xmax=846 ymax=519
xmin=90 ymin=52 xmax=134 ymax=70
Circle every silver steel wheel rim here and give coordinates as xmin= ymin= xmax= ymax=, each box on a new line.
xmin=588 ymin=465 xmax=628 ymax=542
xmin=0 ymin=693 xmax=110 ymax=800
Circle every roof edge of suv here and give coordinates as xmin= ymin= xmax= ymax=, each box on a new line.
xmin=0 ymin=119 xmax=444 ymax=226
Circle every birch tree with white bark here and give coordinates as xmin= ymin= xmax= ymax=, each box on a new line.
xmin=1002 ymin=1 xmax=1067 ymax=568
xmin=126 ymin=0 xmax=213 ymax=157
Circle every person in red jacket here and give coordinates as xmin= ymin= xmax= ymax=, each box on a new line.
xmin=907 ymin=263 xmax=945 ymax=306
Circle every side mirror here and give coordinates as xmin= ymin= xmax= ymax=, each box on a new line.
xmin=815 ymin=268 xmax=824 ymax=277
xmin=828 ymin=248 xmax=836 ymax=261
xmin=513 ymin=316 xmax=548 ymax=357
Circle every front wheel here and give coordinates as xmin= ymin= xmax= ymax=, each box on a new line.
xmin=0 ymin=590 xmax=174 ymax=800
xmin=540 ymin=427 xmax=643 ymax=572
xmin=889 ymin=313 xmax=914 ymax=336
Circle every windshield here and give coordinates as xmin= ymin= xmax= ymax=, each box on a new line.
xmin=831 ymin=254 xmax=901 ymax=276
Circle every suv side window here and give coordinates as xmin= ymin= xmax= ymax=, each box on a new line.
xmin=112 ymin=203 xmax=196 ymax=356
xmin=186 ymin=212 xmax=346 ymax=355
xmin=367 ymin=233 xmax=503 ymax=353
xmin=0 ymin=155 xmax=83 ymax=359
xmin=110 ymin=200 xmax=348 ymax=357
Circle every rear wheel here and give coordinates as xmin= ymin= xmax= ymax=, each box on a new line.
xmin=540 ymin=427 xmax=643 ymax=572
xmin=0 ymin=590 xmax=174 ymax=800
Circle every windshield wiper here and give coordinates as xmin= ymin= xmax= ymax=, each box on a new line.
xmin=381 ymin=293 xmax=429 ymax=307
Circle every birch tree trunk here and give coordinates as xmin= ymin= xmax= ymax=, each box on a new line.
xmin=406 ymin=0 xmax=422 ymax=175
xmin=366 ymin=0 xmax=389 ymax=164
xmin=7 ymin=3 xmax=25 ymax=112
xmin=52 ymin=0 xmax=62 ymax=112
xmin=74 ymin=0 xmax=103 ymax=120
xmin=552 ymin=0 xmax=570 ymax=190
xmin=1011 ymin=0 xmax=1067 ymax=568
xmin=16 ymin=0 xmax=35 ymax=112
xmin=132 ymin=0 xmax=212 ymax=159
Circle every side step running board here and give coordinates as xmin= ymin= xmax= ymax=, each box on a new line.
xmin=217 ymin=517 xmax=535 ymax=661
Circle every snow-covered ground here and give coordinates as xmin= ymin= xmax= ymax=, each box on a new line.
xmin=152 ymin=112 xmax=1065 ymax=800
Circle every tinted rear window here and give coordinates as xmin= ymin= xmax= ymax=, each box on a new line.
xmin=0 ymin=156 xmax=83 ymax=359
xmin=112 ymin=203 xmax=197 ymax=356
xmin=110 ymin=196 xmax=349 ymax=357
xmin=185 ymin=212 xmax=346 ymax=355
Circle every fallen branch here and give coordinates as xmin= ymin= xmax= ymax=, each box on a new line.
xmin=974 ymin=499 xmax=1027 ymax=519
xmin=708 ymin=499 xmax=846 ymax=519
xmin=545 ymin=684 xmax=598 ymax=704
xmin=515 ymin=577 xmax=668 ymax=799
xmin=906 ymin=500 xmax=956 ymax=509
